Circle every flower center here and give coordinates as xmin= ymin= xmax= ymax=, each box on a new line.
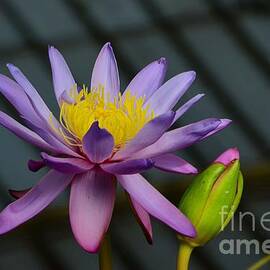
xmin=55 ymin=85 xmax=154 ymax=149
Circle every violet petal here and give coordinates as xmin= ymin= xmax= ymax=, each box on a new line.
xmin=113 ymin=111 xmax=175 ymax=160
xmin=0 ymin=74 xmax=41 ymax=126
xmin=123 ymin=58 xmax=167 ymax=100
xmin=172 ymin=94 xmax=205 ymax=125
xmin=82 ymin=122 xmax=114 ymax=163
xmin=117 ymin=174 xmax=196 ymax=237
xmin=41 ymin=152 xmax=94 ymax=174
xmin=153 ymin=154 xmax=198 ymax=174
xmin=48 ymin=46 xmax=76 ymax=104
xmin=0 ymin=111 xmax=56 ymax=153
xmin=0 ymin=170 xmax=73 ymax=234
xmin=101 ymin=159 xmax=154 ymax=175
xmin=144 ymin=71 xmax=196 ymax=115
xmin=133 ymin=118 xmax=223 ymax=159
xmin=69 ymin=170 xmax=116 ymax=252
xmin=91 ymin=43 xmax=120 ymax=101
xmin=127 ymin=194 xmax=153 ymax=244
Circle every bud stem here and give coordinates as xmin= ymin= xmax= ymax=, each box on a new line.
xmin=248 ymin=255 xmax=270 ymax=270
xmin=177 ymin=242 xmax=194 ymax=270
xmin=99 ymin=234 xmax=112 ymax=270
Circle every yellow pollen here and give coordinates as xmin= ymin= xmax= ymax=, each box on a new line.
xmin=54 ymin=85 xmax=154 ymax=149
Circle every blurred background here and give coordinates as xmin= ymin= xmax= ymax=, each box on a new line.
xmin=0 ymin=0 xmax=270 ymax=269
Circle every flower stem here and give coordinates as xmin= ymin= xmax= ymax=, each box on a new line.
xmin=248 ymin=255 xmax=270 ymax=270
xmin=177 ymin=242 xmax=193 ymax=270
xmin=99 ymin=235 xmax=112 ymax=270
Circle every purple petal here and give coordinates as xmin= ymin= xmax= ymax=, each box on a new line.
xmin=7 ymin=64 xmax=64 ymax=138
xmin=117 ymin=174 xmax=196 ymax=237
xmin=172 ymin=94 xmax=205 ymax=125
xmin=12 ymin=65 xmax=73 ymax=146
xmin=15 ymin=85 xmax=71 ymax=147
xmin=82 ymin=122 xmax=114 ymax=163
xmin=0 ymin=74 xmax=41 ymax=126
xmin=41 ymin=153 xmax=94 ymax=174
xmin=144 ymin=71 xmax=196 ymax=115
xmin=0 ymin=111 xmax=56 ymax=152
xmin=5 ymin=63 xmax=72 ymax=147
xmin=26 ymin=123 xmax=82 ymax=158
xmin=9 ymin=188 xmax=30 ymax=199
xmin=200 ymin=118 xmax=232 ymax=140
xmin=101 ymin=159 xmax=154 ymax=175
xmin=153 ymin=154 xmax=198 ymax=174
xmin=133 ymin=118 xmax=222 ymax=159
xmin=7 ymin=64 xmax=52 ymax=120
xmin=123 ymin=58 xmax=167 ymax=100
xmin=69 ymin=170 xmax=116 ymax=253
xmin=113 ymin=111 xmax=175 ymax=160
xmin=91 ymin=43 xmax=120 ymax=100
xmin=48 ymin=46 xmax=76 ymax=104
xmin=28 ymin=160 xmax=46 ymax=172
xmin=0 ymin=170 xmax=73 ymax=234
xmin=214 ymin=147 xmax=239 ymax=166
xmin=25 ymin=107 xmax=68 ymax=147
xmin=127 ymin=194 xmax=153 ymax=244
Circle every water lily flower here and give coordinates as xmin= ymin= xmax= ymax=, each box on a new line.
xmin=0 ymin=43 xmax=231 ymax=252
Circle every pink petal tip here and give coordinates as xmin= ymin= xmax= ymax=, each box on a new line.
xmin=214 ymin=147 xmax=239 ymax=166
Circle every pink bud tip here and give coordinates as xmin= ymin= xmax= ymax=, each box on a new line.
xmin=214 ymin=147 xmax=239 ymax=166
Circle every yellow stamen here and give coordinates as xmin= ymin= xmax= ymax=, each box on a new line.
xmin=53 ymin=85 xmax=154 ymax=149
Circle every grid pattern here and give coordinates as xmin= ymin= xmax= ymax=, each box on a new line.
xmin=0 ymin=0 xmax=270 ymax=269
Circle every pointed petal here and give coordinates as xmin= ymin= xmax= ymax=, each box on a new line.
xmin=28 ymin=160 xmax=46 ymax=172
xmin=117 ymin=174 xmax=196 ymax=237
xmin=127 ymin=194 xmax=153 ymax=244
xmin=114 ymin=111 xmax=175 ymax=160
xmin=7 ymin=64 xmax=51 ymax=120
xmin=101 ymin=159 xmax=154 ymax=175
xmin=153 ymin=154 xmax=198 ymax=174
xmin=0 ymin=111 xmax=56 ymax=152
xmin=200 ymin=118 xmax=232 ymax=140
xmin=7 ymin=63 xmax=63 ymax=137
xmin=124 ymin=58 xmax=167 ymax=100
xmin=133 ymin=118 xmax=222 ymax=159
xmin=82 ymin=122 xmax=114 ymax=163
xmin=91 ymin=43 xmax=120 ymax=100
xmin=69 ymin=170 xmax=116 ymax=253
xmin=144 ymin=71 xmax=196 ymax=115
xmin=5 ymin=64 xmax=70 ymax=147
xmin=0 ymin=170 xmax=73 ymax=234
xmin=0 ymin=74 xmax=40 ymax=126
xmin=172 ymin=94 xmax=205 ymax=125
xmin=41 ymin=153 xmax=94 ymax=174
xmin=48 ymin=46 xmax=76 ymax=104
xmin=10 ymin=75 xmax=73 ymax=147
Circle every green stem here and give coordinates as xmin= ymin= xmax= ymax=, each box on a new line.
xmin=99 ymin=235 xmax=112 ymax=270
xmin=248 ymin=255 xmax=270 ymax=270
xmin=177 ymin=242 xmax=194 ymax=270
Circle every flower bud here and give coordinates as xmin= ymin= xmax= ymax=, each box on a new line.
xmin=178 ymin=148 xmax=243 ymax=247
